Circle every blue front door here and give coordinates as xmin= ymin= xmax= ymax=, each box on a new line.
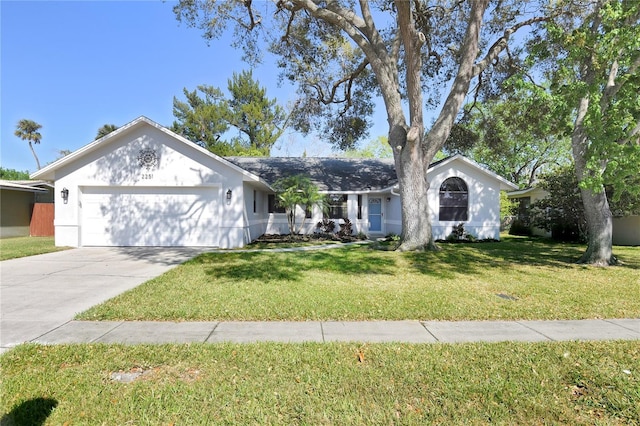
xmin=369 ymin=198 xmax=382 ymax=233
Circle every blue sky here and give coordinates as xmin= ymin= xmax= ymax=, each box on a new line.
xmin=1 ymin=0 xmax=389 ymax=174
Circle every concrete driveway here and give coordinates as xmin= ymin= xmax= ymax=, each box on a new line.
xmin=0 ymin=247 xmax=207 ymax=352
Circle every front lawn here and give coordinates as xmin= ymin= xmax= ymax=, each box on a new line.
xmin=1 ymin=341 xmax=638 ymax=424
xmin=78 ymin=237 xmax=640 ymax=321
xmin=0 ymin=236 xmax=69 ymax=261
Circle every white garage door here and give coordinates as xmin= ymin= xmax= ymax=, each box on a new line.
xmin=81 ymin=186 xmax=219 ymax=247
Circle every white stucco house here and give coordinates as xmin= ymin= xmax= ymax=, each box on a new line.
xmin=31 ymin=116 xmax=517 ymax=248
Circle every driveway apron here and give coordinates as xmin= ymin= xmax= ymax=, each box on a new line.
xmin=0 ymin=247 xmax=205 ymax=352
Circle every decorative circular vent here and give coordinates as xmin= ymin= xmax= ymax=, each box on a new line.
xmin=137 ymin=149 xmax=158 ymax=170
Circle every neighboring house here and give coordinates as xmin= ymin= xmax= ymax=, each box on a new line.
xmin=0 ymin=180 xmax=54 ymax=238
xmin=30 ymin=116 xmax=517 ymax=248
xmin=507 ymin=188 xmax=640 ymax=246
xmin=506 ymin=187 xmax=552 ymax=237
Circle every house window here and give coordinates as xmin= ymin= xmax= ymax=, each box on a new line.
xmin=268 ymin=194 xmax=286 ymax=213
xmin=357 ymin=194 xmax=363 ymax=219
xmin=439 ymin=177 xmax=468 ymax=221
xmin=253 ymin=190 xmax=257 ymax=213
xmin=305 ymin=205 xmax=312 ymax=219
xmin=325 ymin=194 xmax=348 ymax=219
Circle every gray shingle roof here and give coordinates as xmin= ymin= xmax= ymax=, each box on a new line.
xmin=226 ymin=157 xmax=397 ymax=192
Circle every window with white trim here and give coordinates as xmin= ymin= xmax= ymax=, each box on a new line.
xmin=439 ymin=177 xmax=468 ymax=221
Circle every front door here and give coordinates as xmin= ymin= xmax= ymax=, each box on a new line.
xmin=368 ymin=198 xmax=382 ymax=233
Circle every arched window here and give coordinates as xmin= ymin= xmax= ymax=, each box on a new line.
xmin=439 ymin=177 xmax=468 ymax=221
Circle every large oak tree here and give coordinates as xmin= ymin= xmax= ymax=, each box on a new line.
xmin=175 ymin=0 xmax=551 ymax=250
xmin=526 ymin=0 xmax=640 ymax=265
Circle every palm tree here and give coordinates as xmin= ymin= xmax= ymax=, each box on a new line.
xmin=95 ymin=124 xmax=118 ymax=140
xmin=14 ymin=119 xmax=42 ymax=170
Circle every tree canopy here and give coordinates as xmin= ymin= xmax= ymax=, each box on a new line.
xmin=172 ymin=70 xmax=288 ymax=156
xmin=523 ymin=0 xmax=640 ymax=265
xmin=174 ymin=0 xmax=559 ymax=251
xmin=342 ymin=136 xmax=393 ymax=159
xmin=445 ymin=85 xmax=572 ymax=188
xmin=95 ymin=124 xmax=118 ymax=140
xmin=0 ymin=167 xmax=30 ymax=180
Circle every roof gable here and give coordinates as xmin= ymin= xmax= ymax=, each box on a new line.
xmin=427 ymin=154 xmax=518 ymax=191
xmin=30 ymin=116 xmax=265 ymax=184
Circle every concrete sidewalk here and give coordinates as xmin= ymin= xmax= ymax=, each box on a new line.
xmin=28 ymin=318 xmax=640 ymax=346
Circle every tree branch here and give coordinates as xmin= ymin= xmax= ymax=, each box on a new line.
xmin=473 ymin=16 xmax=550 ymax=76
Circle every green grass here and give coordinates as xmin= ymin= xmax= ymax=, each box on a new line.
xmin=78 ymin=236 xmax=640 ymax=321
xmin=0 ymin=236 xmax=69 ymax=261
xmin=1 ymin=341 xmax=638 ymax=425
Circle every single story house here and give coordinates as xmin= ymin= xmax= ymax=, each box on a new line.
xmin=31 ymin=116 xmax=517 ymax=248
xmin=508 ymin=187 xmax=640 ymax=246
xmin=0 ymin=180 xmax=54 ymax=238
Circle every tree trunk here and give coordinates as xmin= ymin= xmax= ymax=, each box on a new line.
xmin=389 ymin=0 xmax=487 ymax=251
xmin=393 ymin=1 xmax=435 ymax=251
xmin=578 ymin=186 xmax=615 ymax=265
xmin=29 ymin=141 xmax=41 ymax=170
xmin=392 ymin=125 xmax=438 ymax=252
xmin=572 ymin=96 xmax=617 ymax=266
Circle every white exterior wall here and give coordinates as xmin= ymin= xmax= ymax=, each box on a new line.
xmin=53 ymin=125 xmax=248 ymax=248
xmin=428 ymin=159 xmax=502 ymax=240
xmin=383 ymin=194 xmax=402 ymax=236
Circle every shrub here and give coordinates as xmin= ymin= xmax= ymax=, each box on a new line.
xmin=337 ymin=218 xmax=353 ymax=237
xmin=509 ymin=219 xmax=532 ymax=236
xmin=316 ymin=218 xmax=336 ymax=234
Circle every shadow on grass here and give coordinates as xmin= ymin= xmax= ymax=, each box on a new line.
xmin=1 ymin=397 xmax=58 ymax=426
xmin=190 ymin=246 xmax=398 ymax=282
xmin=188 ymin=237 xmax=639 ymax=282
xmin=405 ymin=236 xmax=639 ymax=278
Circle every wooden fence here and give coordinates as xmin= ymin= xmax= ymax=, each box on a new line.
xmin=30 ymin=203 xmax=54 ymax=236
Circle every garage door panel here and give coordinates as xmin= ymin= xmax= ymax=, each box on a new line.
xmin=81 ymin=187 xmax=218 ymax=247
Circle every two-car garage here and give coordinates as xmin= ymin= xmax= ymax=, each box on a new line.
xmin=80 ymin=186 xmax=219 ymax=247
xmin=30 ymin=117 xmax=268 ymax=249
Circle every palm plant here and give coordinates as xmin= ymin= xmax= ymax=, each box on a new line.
xmin=14 ymin=119 xmax=43 ymax=170
xmin=273 ymin=175 xmax=326 ymax=235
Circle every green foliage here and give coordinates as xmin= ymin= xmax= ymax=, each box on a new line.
xmin=528 ymin=0 xmax=640 ymax=198
xmin=172 ymin=70 xmax=287 ymax=156
xmin=530 ymin=164 xmax=640 ymax=242
xmin=225 ymin=70 xmax=287 ymax=155
xmin=95 ymin=124 xmax=118 ymax=140
xmin=530 ymin=165 xmax=587 ymax=242
xmin=445 ymin=86 xmax=572 ymax=188
xmin=500 ymin=190 xmax=518 ymax=221
xmin=272 ymin=175 xmax=325 ymax=235
xmin=508 ymin=220 xmax=533 ymax=237
xmin=0 ymin=167 xmax=30 ymax=180
xmin=342 ymin=136 xmax=393 ymax=159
